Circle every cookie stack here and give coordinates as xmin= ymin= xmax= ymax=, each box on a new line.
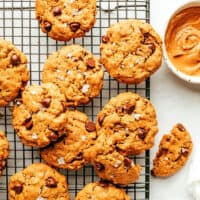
xmin=0 ymin=0 xmax=193 ymax=199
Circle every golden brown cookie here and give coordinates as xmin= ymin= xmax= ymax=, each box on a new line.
xmin=42 ymin=45 xmax=104 ymax=107
xmin=12 ymin=83 xmax=68 ymax=148
xmin=75 ymin=182 xmax=131 ymax=200
xmin=151 ymin=123 xmax=193 ymax=177
xmin=9 ymin=163 xmax=70 ymax=200
xmin=96 ymin=92 xmax=158 ymax=155
xmin=0 ymin=38 xmax=30 ymax=106
xmin=35 ymin=0 xmax=96 ymax=41
xmin=86 ymin=134 xmax=142 ymax=185
xmin=100 ymin=19 xmax=162 ymax=84
xmin=0 ymin=131 xmax=9 ymax=176
xmin=41 ymin=110 xmax=96 ymax=170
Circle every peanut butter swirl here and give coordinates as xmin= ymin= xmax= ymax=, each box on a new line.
xmin=165 ymin=7 xmax=200 ymax=76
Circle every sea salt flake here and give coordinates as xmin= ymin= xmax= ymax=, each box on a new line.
xmin=31 ymin=90 xmax=37 ymax=95
xmin=81 ymin=84 xmax=90 ymax=93
xmin=133 ymin=113 xmax=141 ymax=120
xmin=67 ymin=70 xmax=73 ymax=75
xmin=113 ymin=160 xmax=122 ymax=168
xmin=66 ymin=53 xmax=72 ymax=58
xmin=32 ymin=133 xmax=38 ymax=139
xmin=57 ymin=157 xmax=65 ymax=165
xmin=135 ymin=57 xmax=145 ymax=64
xmin=81 ymin=135 xmax=87 ymax=141
xmin=125 ymin=128 xmax=129 ymax=134
xmin=164 ymin=157 xmax=169 ymax=161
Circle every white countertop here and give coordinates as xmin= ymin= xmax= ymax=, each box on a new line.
xmin=150 ymin=0 xmax=200 ymax=200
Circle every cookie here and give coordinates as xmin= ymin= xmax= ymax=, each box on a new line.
xmin=35 ymin=0 xmax=96 ymax=41
xmin=151 ymin=123 xmax=193 ymax=177
xmin=96 ymin=92 xmax=158 ymax=155
xmin=86 ymin=134 xmax=142 ymax=185
xmin=12 ymin=83 xmax=68 ymax=148
xmin=75 ymin=182 xmax=131 ymax=200
xmin=42 ymin=45 xmax=104 ymax=107
xmin=0 ymin=131 xmax=9 ymax=176
xmin=0 ymin=38 xmax=30 ymax=106
xmin=41 ymin=110 xmax=97 ymax=170
xmin=9 ymin=163 xmax=70 ymax=200
xmin=100 ymin=19 xmax=162 ymax=84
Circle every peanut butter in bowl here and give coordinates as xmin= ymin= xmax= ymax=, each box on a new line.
xmin=164 ymin=2 xmax=200 ymax=83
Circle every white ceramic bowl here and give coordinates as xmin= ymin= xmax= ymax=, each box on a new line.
xmin=163 ymin=1 xmax=200 ymax=84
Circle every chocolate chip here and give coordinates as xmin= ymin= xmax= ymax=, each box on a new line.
xmin=95 ymin=162 xmax=105 ymax=171
xmin=102 ymin=35 xmax=109 ymax=43
xmin=53 ymin=6 xmax=62 ymax=16
xmin=13 ymin=184 xmax=23 ymax=194
xmin=69 ymin=22 xmax=80 ymax=32
xmin=48 ymin=132 xmax=59 ymax=141
xmin=86 ymin=58 xmax=96 ymax=68
xmin=137 ymin=128 xmax=147 ymax=140
xmin=41 ymin=98 xmax=51 ymax=108
xmin=11 ymin=54 xmax=21 ymax=65
xmin=125 ymin=104 xmax=135 ymax=114
xmin=124 ymin=157 xmax=132 ymax=169
xmin=157 ymin=148 xmax=168 ymax=157
xmin=177 ymin=123 xmax=185 ymax=132
xmin=23 ymin=117 xmax=33 ymax=130
xmin=45 ymin=177 xmax=57 ymax=188
xmin=147 ymin=43 xmax=156 ymax=54
xmin=44 ymin=21 xmax=52 ymax=32
xmin=61 ymin=101 xmax=67 ymax=111
xmin=99 ymin=180 xmax=109 ymax=187
xmin=76 ymin=152 xmax=83 ymax=160
xmin=85 ymin=121 xmax=96 ymax=132
xmin=98 ymin=114 xmax=106 ymax=126
xmin=181 ymin=147 xmax=189 ymax=156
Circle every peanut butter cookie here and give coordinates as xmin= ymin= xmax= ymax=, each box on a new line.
xmin=100 ymin=19 xmax=162 ymax=84
xmin=36 ymin=0 xmax=96 ymax=41
xmin=41 ymin=110 xmax=96 ymax=170
xmin=151 ymin=123 xmax=193 ymax=177
xmin=9 ymin=163 xmax=70 ymax=200
xmin=75 ymin=182 xmax=131 ymax=200
xmin=12 ymin=83 xmax=68 ymax=148
xmin=0 ymin=38 xmax=29 ymax=106
xmin=42 ymin=45 xmax=104 ymax=107
xmin=0 ymin=131 xmax=9 ymax=176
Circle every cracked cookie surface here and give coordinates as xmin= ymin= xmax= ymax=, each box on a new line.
xmin=152 ymin=123 xmax=193 ymax=177
xmin=96 ymin=92 xmax=158 ymax=155
xmin=41 ymin=110 xmax=97 ymax=170
xmin=0 ymin=131 xmax=9 ymax=176
xmin=12 ymin=83 xmax=68 ymax=148
xmin=75 ymin=182 xmax=131 ymax=200
xmin=42 ymin=45 xmax=104 ymax=107
xmin=9 ymin=163 xmax=70 ymax=200
xmin=35 ymin=0 xmax=96 ymax=41
xmin=100 ymin=19 xmax=162 ymax=84
xmin=0 ymin=38 xmax=30 ymax=106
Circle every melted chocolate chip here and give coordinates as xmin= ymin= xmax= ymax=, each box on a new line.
xmin=11 ymin=54 xmax=21 ymax=65
xmin=125 ymin=104 xmax=135 ymax=114
xmin=95 ymin=162 xmax=105 ymax=171
xmin=85 ymin=121 xmax=96 ymax=132
xmin=44 ymin=21 xmax=52 ymax=32
xmin=102 ymin=35 xmax=109 ymax=43
xmin=48 ymin=132 xmax=59 ymax=141
xmin=13 ymin=184 xmax=23 ymax=194
xmin=86 ymin=58 xmax=96 ymax=68
xmin=53 ymin=6 xmax=62 ymax=16
xmin=45 ymin=177 xmax=57 ymax=188
xmin=70 ymin=22 xmax=80 ymax=32
xmin=98 ymin=114 xmax=106 ymax=126
xmin=137 ymin=128 xmax=147 ymax=140
xmin=147 ymin=43 xmax=156 ymax=54
xmin=124 ymin=157 xmax=132 ymax=169
xmin=177 ymin=123 xmax=185 ymax=132
xmin=41 ymin=98 xmax=51 ymax=108
xmin=23 ymin=117 xmax=33 ymax=130
xmin=61 ymin=101 xmax=67 ymax=111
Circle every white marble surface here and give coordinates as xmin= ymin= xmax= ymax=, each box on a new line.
xmin=150 ymin=0 xmax=200 ymax=200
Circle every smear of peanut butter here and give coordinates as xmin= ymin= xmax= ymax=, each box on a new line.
xmin=165 ymin=7 xmax=200 ymax=76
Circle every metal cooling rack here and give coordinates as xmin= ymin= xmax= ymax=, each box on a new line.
xmin=0 ymin=0 xmax=150 ymax=199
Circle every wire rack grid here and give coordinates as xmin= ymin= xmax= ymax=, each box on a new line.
xmin=0 ymin=0 xmax=150 ymax=199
